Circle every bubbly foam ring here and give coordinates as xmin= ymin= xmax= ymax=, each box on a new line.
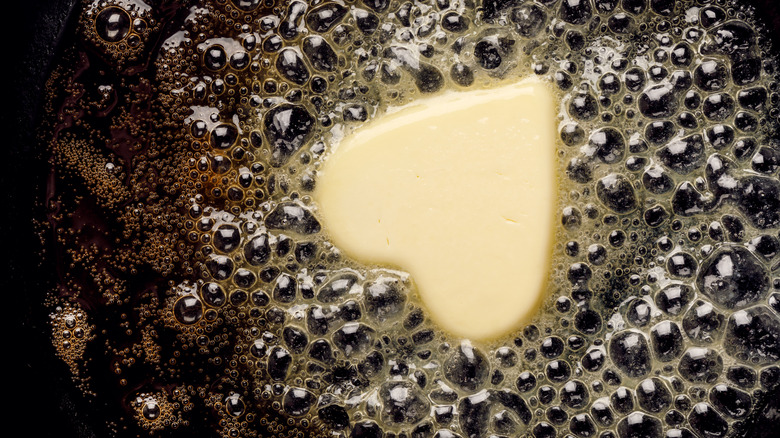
xmin=41 ymin=0 xmax=780 ymax=437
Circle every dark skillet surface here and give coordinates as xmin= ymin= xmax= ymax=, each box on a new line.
xmin=5 ymin=1 xmax=780 ymax=437
xmin=6 ymin=2 xmax=86 ymax=437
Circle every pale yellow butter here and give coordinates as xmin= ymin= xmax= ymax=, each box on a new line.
xmin=315 ymin=77 xmax=556 ymax=340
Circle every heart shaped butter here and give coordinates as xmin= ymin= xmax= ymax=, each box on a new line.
xmin=315 ymin=77 xmax=556 ymax=340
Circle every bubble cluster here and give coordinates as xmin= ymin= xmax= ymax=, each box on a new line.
xmin=48 ymin=304 xmax=93 ymax=376
xmin=40 ymin=0 xmax=780 ymax=437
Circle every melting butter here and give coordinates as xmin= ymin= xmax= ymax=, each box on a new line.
xmin=315 ymin=77 xmax=557 ymax=340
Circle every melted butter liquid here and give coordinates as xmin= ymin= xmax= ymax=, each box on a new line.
xmin=39 ymin=0 xmax=780 ymax=437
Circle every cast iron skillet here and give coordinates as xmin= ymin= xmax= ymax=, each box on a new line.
xmin=6 ymin=1 xmax=780 ymax=437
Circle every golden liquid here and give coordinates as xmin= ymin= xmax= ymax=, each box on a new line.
xmin=40 ymin=0 xmax=780 ymax=437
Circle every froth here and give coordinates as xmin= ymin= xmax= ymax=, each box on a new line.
xmin=40 ymin=0 xmax=780 ymax=437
